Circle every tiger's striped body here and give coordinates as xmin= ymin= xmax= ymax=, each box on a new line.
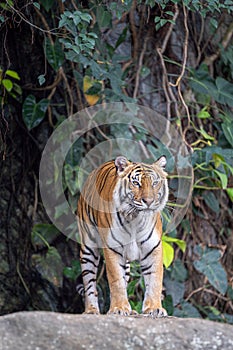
xmin=77 ymin=156 xmax=168 ymax=316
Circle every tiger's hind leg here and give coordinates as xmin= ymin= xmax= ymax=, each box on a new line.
xmin=80 ymin=245 xmax=100 ymax=314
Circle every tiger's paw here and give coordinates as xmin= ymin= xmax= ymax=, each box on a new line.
xmin=108 ymin=305 xmax=134 ymax=316
xmin=83 ymin=305 xmax=100 ymax=315
xmin=84 ymin=310 xmax=100 ymax=315
xmin=143 ymin=307 xmax=167 ymax=318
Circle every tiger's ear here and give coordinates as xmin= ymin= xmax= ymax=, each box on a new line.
xmin=115 ymin=156 xmax=130 ymax=173
xmin=154 ymin=156 xmax=167 ymax=169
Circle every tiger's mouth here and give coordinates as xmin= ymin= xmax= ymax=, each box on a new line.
xmin=123 ymin=194 xmax=164 ymax=215
xmin=132 ymin=200 xmax=162 ymax=211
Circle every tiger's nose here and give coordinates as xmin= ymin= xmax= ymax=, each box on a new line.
xmin=142 ymin=197 xmax=154 ymax=207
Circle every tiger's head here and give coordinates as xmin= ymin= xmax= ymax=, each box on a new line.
xmin=114 ymin=156 xmax=168 ymax=214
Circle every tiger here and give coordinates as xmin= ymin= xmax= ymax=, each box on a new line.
xmin=77 ymin=155 xmax=169 ymax=317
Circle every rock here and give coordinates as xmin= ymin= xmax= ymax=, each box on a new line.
xmin=0 ymin=312 xmax=233 ymax=350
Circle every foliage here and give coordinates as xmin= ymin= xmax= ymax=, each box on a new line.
xmin=22 ymin=95 xmax=49 ymax=130
xmin=193 ymin=245 xmax=228 ymax=295
xmin=162 ymin=235 xmax=186 ymax=268
xmin=1 ymin=0 xmax=233 ymax=321
xmin=0 ymin=68 xmax=22 ymax=104
xmin=31 ymin=224 xmax=64 ymax=287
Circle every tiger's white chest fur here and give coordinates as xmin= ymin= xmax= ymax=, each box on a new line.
xmin=108 ymin=207 xmax=160 ymax=262
xmin=123 ymin=240 xmax=141 ymax=261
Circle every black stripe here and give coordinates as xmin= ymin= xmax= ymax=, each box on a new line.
xmin=99 ymin=166 xmax=114 ymax=193
xmin=117 ymin=211 xmax=131 ymax=236
xmin=117 ymin=211 xmax=124 ymax=227
xmin=119 ymin=264 xmax=126 ymax=270
xmin=141 ymin=240 xmax=161 ymax=261
xmin=80 ymin=257 xmax=99 ymax=268
xmin=87 ymin=291 xmax=95 ymax=296
xmin=141 ymin=263 xmax=153 ymax=273
xmin=89 ymin=210 xmax=97 ymax=227
xmin=85 ymin=284 xmax=93 ymax=293
xmin=87 ymin=278 xmax=96 ymax=285
xmin=108 ymin=246 xmax=123 ymax=257
xmin=82 ymin=269 xmax=96 ymax=277
xmin=140 ymin=226 xmax=154 ymax=245
xmin=85 ymin=225 xmax=98 ymax=244
xmin=111 ymin=229 xmax=124 ymax=248
xmin=81 ymin=245 xmax=99 ymax=260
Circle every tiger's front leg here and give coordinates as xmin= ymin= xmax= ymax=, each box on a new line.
xmin=141 ymin=241 xmax=167 ymax=317
xmin=103 ymin=248 xmax=132 ymax=315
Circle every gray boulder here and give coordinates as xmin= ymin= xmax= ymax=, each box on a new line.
xmin=0 ymin=311 xmax=233 ymax=350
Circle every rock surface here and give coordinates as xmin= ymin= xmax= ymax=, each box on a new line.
xmin=0 ymin=311 xmax=233 ymax=350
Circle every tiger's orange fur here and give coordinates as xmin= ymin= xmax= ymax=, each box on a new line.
xmin=77 ymin=156 xmax=168 ymax=316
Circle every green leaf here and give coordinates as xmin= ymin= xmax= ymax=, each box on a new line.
xmin=226 ymin=188 xmax=233 ymax=202
xmin=38 ymin=74 xmax=46 ymax=86
xmin=22 ymin=95 xmax=49 ymax=130
xmin=33 ymin=2 xmax=40 ymax=9
xmin=63 ymin=260 xmax=82 ymax=280
xmin=222 ymin=121 xmax=233 ymax=147
xmin=31 ymin=224 xmax=60 ymax=249
xmin=79 ymin=12 xmax=92 ymax=23
xmin=140 ymin=66 xmax=150 ymax=78
xmin=193 ymin=247 xmax=228 ymax=294
xmin=39 ymin=0 xmax=54 ymax=12
xmin=199 ymin=127 xmax=215 ymax=141
xmin=54 ymin=201 xmax=70 ymax=220
xmin=210 ymin=18 xmax=218 ymax=29
xmin=174 ymin=301 xmax=201 ymax=318
xmin=96 ymin=6 xmax=112 ymax=28
xmin=154 ymin=16 xmax=161 ymax=23
xmin=224 ymin=314 xmax=233 ymax=324
xmin=202 ymin=191 xmax=220 ymax=213
xmin=189 ymin=64 xmax=216 ymax=95
xmin=32 ymin=247 xmax=64 ymax=287
xmin=163 ymin=235 xmax=186 ymax=252
xmin=165 ymin=11 xmax=174 ymax=17
xmin=6 ymin=69 xmax=20 ymax=80
xmin=162 ymin=295 xmax=174 ymax=316
xmin=115 ymin=26 xmax=128 ymax=48
xmin=227 ymin=286 xmax=233 ymax=301
xmin=44 ymin=38 xmax=64 ymax=71
xmin=129 ymin=300 xmax=142 ymax=314
xmin=162 ymin=241 xmax=174 ymax=268
xmin=197 ymin=107 xmax=211 ymax=119
xmin=155 ymin=18 xmax=168 ymax=30
xmin=64 ymin=164 xmax=84 ymax=196
xmin=170 ymin=259 xmax=188 ymax=282
xmin=215 ymin=77 xmax=233 ymax=107
xmin=213 ymin=170 xmax=228 ymax=189
xmin=2 ymin=79 xmax=13 ymax=92
xmin=127 ymin=279 xmax=139 ymax=296
xmin=164 ymin=277 xmax=185 ymax=306
xmin=212 ymin=153 xmax=225 ymax=168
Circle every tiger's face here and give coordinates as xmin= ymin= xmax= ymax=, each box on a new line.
xmin=115 ymin=156 xmax=168 ymax=214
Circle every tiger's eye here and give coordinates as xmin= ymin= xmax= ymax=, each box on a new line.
xmin=152 ymin=180 xmax=158 ymax=187
xmin=132 ymin=180 xmax=140 ymax=187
